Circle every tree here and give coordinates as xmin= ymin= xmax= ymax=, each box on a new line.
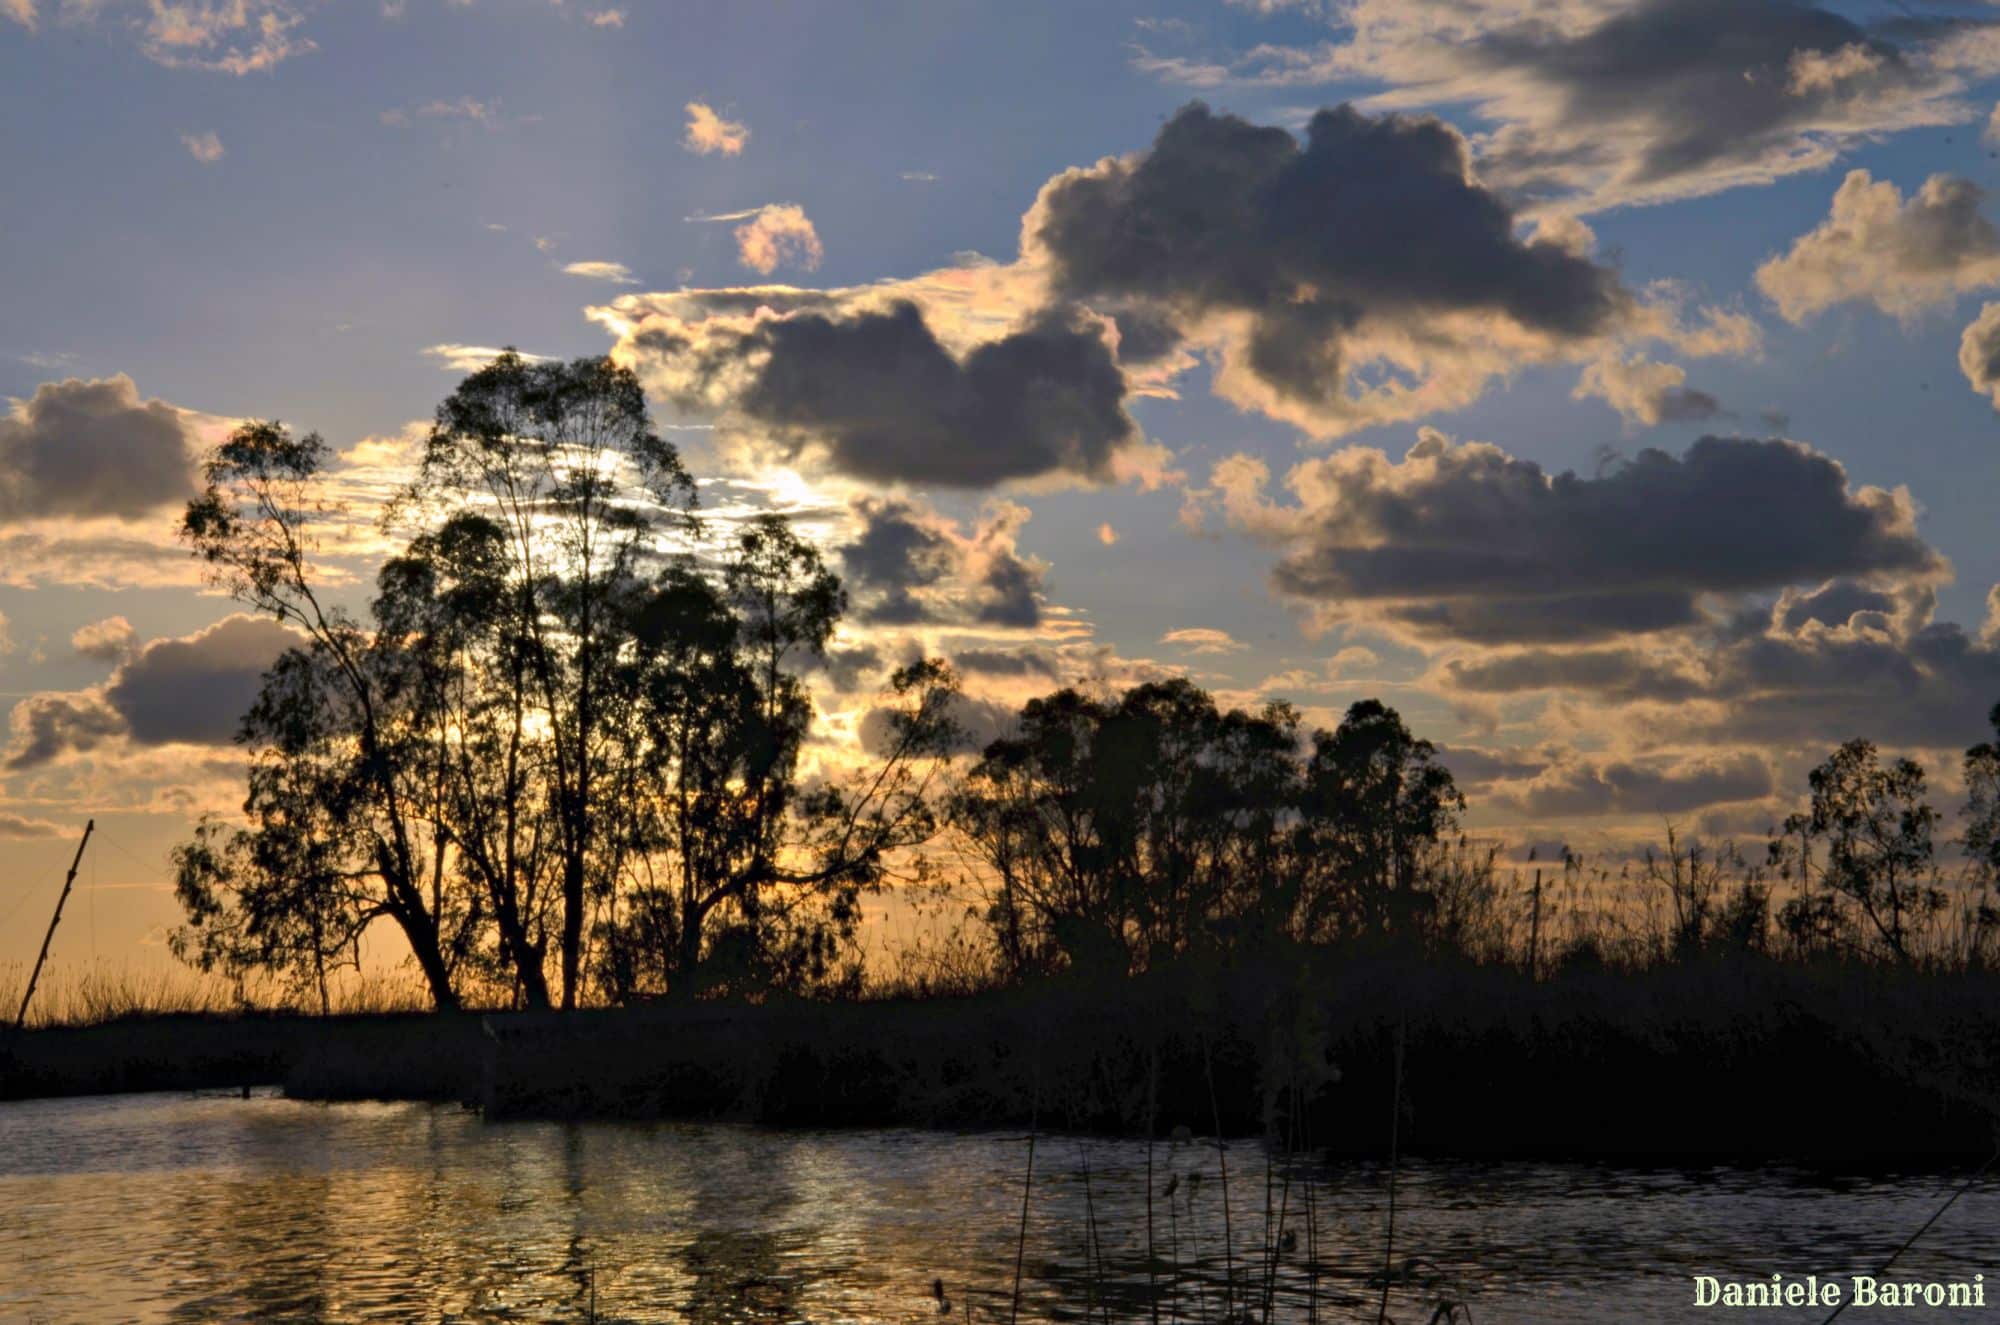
xmin=599 ymin=518 xmax=962 ymax=999
xmin=1775 ymin=739 xmax=1946 ymax=963
xmin=1292 ymin=699 xmax=1465 ymax=944
xmin=955 ymin=679 xmax=1302 ymax=976
xmin=176 ymin=423 xmax=468 ymax=1010
xmin=408 ymin=351 xmax=698 ymax=1008
xmin=1965 ymin=703 xmax=2000 ymax=886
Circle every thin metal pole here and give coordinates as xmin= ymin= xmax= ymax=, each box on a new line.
xmin=15 ymin=819 xmax=94 ymax=1032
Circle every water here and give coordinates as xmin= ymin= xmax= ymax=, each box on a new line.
xmin=1 ymin=1092 xmax=1995 ymax=1323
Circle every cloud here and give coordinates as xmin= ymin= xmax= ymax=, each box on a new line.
xmin=1161 ymin=627 xmax=1247 ymax=655
xmin=0 ymin=812 xmax=66 ymax=839
xmin=132 ymin=0 xmax=316 ymax=74
xmin=1756 ymin=171 xmax=2000 ymax=323
xmin=72 ymin=616 xmax=137 ymax=663
xmin=1140 ymin=0 xmax=1991 ymax=213
xmin=733 ymin=204 xmax=823 ymax=275
xmin=0 ymin=375 xmax=201 ymax=522
xmin=1437 ymin=581 xmax=2000 ymax=754
xmin=599 ymin=101 xmax=1724 ymax=476
xmin=380 ymin=96 xmax=500 ymax=128
xmin=1096 ymin=522 xmax=1118 ymax=546
xmin=1573 ymin=353 xmax=1721 ymax=426
xmin=1959 ymin=302 xmax=2000 ymax=410
xmin=1206 ymin=428 xmax=1945 ymax=646
xmin=562 ymin=260 xmax=639 ymax=285
xmin=0 ymin=609 xmax=10 ymax=654
xmin=683 ymin=101 xmax=749 ymax=156
xmin=626 ymin=299 xmax=1138 ymax=488
xmin=3 ymin=0 xmax=34 ymax=31
xmin=1491 ymin=751 xmax=1774 ymax=818
xmin=588 ymin=8 xmax=622 ymax=26
xmin=422 ymin=343 xmax=555 ymax=372
xmin=4 ymin=614 xmax=301 ymax=770
xmin=837 ymin=496 xmax=1048 ymax=628
xmin=180 ymin=130 xmax=224 ymax=163
xmin=1025 ymin=101 xmax=1637 ymax=439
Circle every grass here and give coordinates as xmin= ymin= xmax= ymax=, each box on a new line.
xmin=0 ymin=960 xmax=434 ymax=1029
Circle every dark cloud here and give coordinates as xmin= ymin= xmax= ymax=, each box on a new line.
xmin=3 ymin=614 xmax=301 ymax=769
xmin=1435 ymin=598 xmax=2000 ymax=752
xmin=0 ymin=375 xmax=201 ymax=521
xmin=3 ymin=693 xmax=124 ymax=771
xmin=1435 ymin=743 xmax=1551 ymax=787
xmin=652 ymin=301 xmax=1137 ymax=488
xmin=837 ymin=498 xmax=954 ymax=625
xmin=0 ymin=812 xmax=67 ymax=840
xmin=1030 ymin=101 xmax=1625 ymax=427
xmin=835 ymin=497 xmax=1047 ymax=630
xmin=1493 ymin=751 xmax=1774 ymax=819
xmin=953 ymin=647 xmax=1064 ymax=679
xmin=105 ymin=614 xmax=300 ymax=747
xmin=857 ymin=692 xmax=1016 ymax=757
xmin=1226 ymin=430 xmax=1944 ymax=645
xmin=1214 ymin=0 xmax=1992 ymax=212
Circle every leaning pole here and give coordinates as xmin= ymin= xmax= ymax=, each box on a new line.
xmin=13 ymin=819 xmax=95 ymax=1032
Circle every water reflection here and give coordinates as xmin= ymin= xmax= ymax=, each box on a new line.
xmin=1 ymin=1091 xmax=1995 ymax=1322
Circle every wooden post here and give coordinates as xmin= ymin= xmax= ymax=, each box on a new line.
xmin=14 ymin=819 xmax=94 ymax=1032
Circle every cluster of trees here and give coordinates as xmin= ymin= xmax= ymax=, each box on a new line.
xmin=167 ymin=354 xmax=2000 ymax=1010
xmin=954 ymin=686 xmax=1490 ymax=978
xmin=170 ymin=354 xmax=959 ymax=1012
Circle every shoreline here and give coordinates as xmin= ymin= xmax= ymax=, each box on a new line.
xmin=5 ymin=957 xmax=1998 ymax=1166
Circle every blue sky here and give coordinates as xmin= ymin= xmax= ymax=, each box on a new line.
xmin=4 ymin=0 xmax=2000 ymax=972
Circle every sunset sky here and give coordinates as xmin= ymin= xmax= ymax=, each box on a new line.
xmin=4 ymin=0 xmax=2000 ymax=973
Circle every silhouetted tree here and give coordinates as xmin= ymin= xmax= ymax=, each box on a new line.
xmin=1291 ymin=699 xmax=1465 ymax=944
xmin=598 ymin=520 xmax=962 ymax=999
xmin=1966 ymin=703 xmax=2000 ymax=886
xmin=176 ymin=423 xmax=468 ymax=1010
xmin=1773 ymin=739 xmax=1946 ymax=963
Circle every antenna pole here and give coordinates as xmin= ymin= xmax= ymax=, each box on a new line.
xmin=15 ymin=819 xmax=94 ymax=1032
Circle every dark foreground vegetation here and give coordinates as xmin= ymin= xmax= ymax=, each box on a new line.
xmin=10 ymin=352 xmax=2000 ymax=1165
xmin=9 ymin=947 xmax=2000 ymax=1165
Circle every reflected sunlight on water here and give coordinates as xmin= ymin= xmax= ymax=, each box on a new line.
xmin=2 ymin=1091 xmax=1995 ymax=1322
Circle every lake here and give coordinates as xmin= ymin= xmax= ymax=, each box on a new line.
xmin=1 ymin=1091 xmax=1993 ymax=1322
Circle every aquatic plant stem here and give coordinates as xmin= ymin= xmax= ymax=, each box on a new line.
xmin=1201 ymin=1032 xmax=1236 ymax=1315
xmin=1377 ymin=1011 xmax=1405 ymax=1325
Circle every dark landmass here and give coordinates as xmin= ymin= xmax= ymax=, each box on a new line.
xmin=7 ymin=953 xmax=1998 ymax=1166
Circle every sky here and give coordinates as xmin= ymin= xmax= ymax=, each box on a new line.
xmin=4 ymin=0 xmax=2000 ymax=974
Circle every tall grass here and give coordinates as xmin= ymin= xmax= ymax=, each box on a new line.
xmin=0 ymin=960 xmax=435 ymax=1028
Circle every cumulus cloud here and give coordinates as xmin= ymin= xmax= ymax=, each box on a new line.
xmin=1958 ymin=302 xmax=2000 ymax=409
xmin=71 ymin=616 xmax=137 ymax=663
xmin=598 ymin=101 xmax=1729 ymax=480
xmin=1757 ymin=171 xmax=2000 ymax=323
xmin=3 ymin=614 xmax=301 ymax=770
xmin=0 ymin=375 xmax=201 ymax=522
xmin=621 ymin=298 xmax=1137 ymax=488
xmin=1573 ymin=354 xmax=1721 ymax=426
xmin=733 ymin=204 xmax=823 ymax=275
xmin=3 ymin=0 xmax=35 ymax=31
xmin=1204 ymin=428 xmax=1945 ymax=646
xmin=837 ymin=496 xmax=1048 ymax=629
xmin=562 ymin=260 xmax=639 ymax=285
xmin=180 ymin=130 xmax=224 ymax=163
xmin=1027 ymin=101 xmax=1633 ymax=439
xmin=588 ymin=8 xmax=622 ymax=26
xmin=380 ymin=96 xmax=500 ymax=127
xmin=683 ymin=101 xmax=748 ymax=156
xmin=1137 ymin=0 xmax=1992 ymax=213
